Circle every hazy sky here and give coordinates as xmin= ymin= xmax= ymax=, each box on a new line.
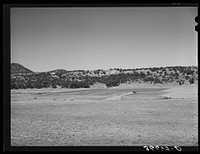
xmin=11 ymin=7 xmax=197 ymax=72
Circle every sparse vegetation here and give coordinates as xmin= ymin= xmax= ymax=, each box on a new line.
xmin=143 ymin=76 xmax=154 ymax=82
xmin=11 ymin=63 xmax=198 ymax=89
xmin=161 ymin=96 xmax=172 ymax=99
xmin=153 ymin=77 xmax=163 ymax=84
xmin=189 ymin=77 xmax=195 ymax=84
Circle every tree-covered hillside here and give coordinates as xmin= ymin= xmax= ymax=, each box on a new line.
xmin=11 ymin=63 xmax=34 ymax=75
xmin=11 ymin=63 xmax=198 ymax=89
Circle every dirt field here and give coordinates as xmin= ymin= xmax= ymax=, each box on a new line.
xmin=11 ymin=83 xmax=198 ymax=146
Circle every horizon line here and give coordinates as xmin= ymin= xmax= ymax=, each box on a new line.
xmin=11 ymin=62 xmax=198 ymax=73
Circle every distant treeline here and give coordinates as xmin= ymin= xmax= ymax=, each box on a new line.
xmin=11 ymin=65 xmax=198 ymax=89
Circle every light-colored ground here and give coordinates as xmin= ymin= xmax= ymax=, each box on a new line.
xmin=11 ymin=83 xmax=198 ymax=146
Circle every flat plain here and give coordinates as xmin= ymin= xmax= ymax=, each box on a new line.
xmin=11 ymin=83 xmax=198 ymax=146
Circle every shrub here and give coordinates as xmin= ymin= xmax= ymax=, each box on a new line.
xmin=105 ymin=79 xmax=119 ymax=87
xmin=52 ymin=83 xmax=57 ymax=88
xmin=162 ymin=96 xmax=172 ymax=99
xmin=189 ymin=77 xmax=194 ymax=84
xmin=147 ymin=71 xmax=150 ymax=76
xmin=179 ymin=80 xmax=184 ymax=85
xmin=144 ymin=77 xmax=154 ymax=82
xmin=185 ymin=70 xmax=194 ymax=75
xmin=154 ymin=77 xmax=163 ymax=84
xmin=185 ymin=75 xmax=190 ymax=80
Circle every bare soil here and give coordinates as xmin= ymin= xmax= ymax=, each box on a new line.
xmin=11 ymin=83 xmax=198 ymax=146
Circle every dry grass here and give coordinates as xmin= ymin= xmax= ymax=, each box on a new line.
xmin=11 ymin=83 xmax=198 ymax=146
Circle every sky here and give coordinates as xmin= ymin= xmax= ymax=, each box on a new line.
xmin=11 ymin=7 xmax=197 ymax=72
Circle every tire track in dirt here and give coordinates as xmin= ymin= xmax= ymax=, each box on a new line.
xmin=104 ymin=92 xmax=134 ymax=100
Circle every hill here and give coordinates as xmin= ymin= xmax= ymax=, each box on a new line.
xmin=11 ymin=63 xmax=34 ymax=75
xmin=11 ymin=63 xmax=198 ymax=89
